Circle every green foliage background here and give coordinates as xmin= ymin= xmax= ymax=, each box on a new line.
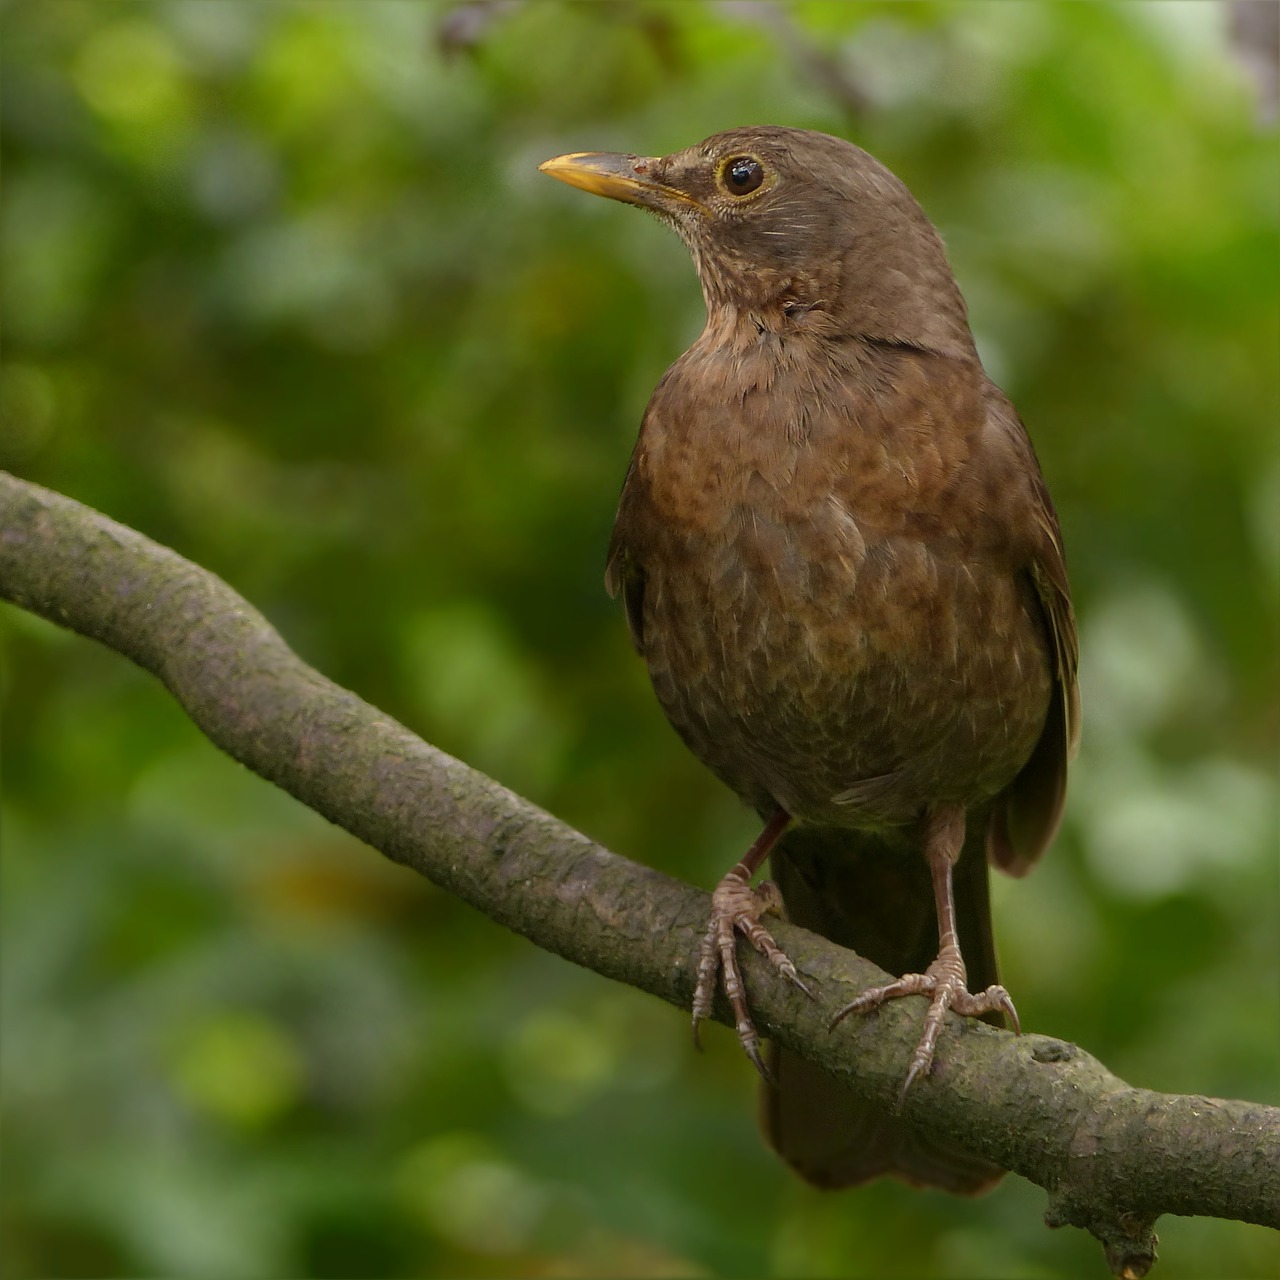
xmin=2 ymin=2 xmax=1277 ymax=1277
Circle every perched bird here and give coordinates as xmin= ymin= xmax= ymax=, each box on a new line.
xmin=540 ymin=127 xmax=1079 ymax=1192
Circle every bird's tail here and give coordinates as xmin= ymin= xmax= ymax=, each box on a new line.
xmin=759 ymin=823 xmax=1004 ymax=1193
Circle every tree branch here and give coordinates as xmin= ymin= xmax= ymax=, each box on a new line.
xmin=2 ymin=469 xmax=1276 ymax=1275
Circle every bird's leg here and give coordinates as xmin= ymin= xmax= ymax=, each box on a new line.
xmin=830 ymin=804 xmax=1019 ymax=1095
xmin=691 ymin=807 xmax=813 ymax=1080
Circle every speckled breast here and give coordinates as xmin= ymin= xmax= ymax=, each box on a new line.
xmin=635 ymin=502 xmax=1054 ymax=828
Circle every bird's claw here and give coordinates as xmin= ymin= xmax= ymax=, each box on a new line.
xmin=691 ymin=871 xmax=813 ymax=1081
xmin=829 ymin=945 xmax=1018 ymax=1097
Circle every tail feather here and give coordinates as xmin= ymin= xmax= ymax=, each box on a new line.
xmin=760 ymin=822 xmax=1004 ymax=1194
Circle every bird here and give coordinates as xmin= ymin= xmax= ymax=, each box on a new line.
xmin=539 ymin=126 xmax=1079 ymax=1193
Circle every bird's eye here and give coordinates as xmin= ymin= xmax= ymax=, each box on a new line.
xmin=722 ymin=156 xmax=765 ymax=197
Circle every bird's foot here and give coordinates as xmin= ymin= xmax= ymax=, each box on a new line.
xmin=829 ymin=943 xmax=1019 ymax=1096
xmin=691 ymin=870 xmax=813 ymax=1080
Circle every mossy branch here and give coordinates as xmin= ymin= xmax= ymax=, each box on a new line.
xmin=2 ymin=469 xmax=1276 ymax=1276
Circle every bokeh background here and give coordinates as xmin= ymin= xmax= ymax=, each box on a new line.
xmin=2 ymin=2 xmax=1277 ymax=1277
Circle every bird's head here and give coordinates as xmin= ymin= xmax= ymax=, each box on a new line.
xmin=540 ymin=126 xmax=976 ymax=359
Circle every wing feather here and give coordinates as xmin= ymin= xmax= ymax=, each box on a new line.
xmin=988 ymin=470 xmax=1080 ymax=875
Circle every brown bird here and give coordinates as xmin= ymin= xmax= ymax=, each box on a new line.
xmin=540 ymin=127 xmax=1079 ymax=1193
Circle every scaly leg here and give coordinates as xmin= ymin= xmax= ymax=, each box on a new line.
xmin=691 ymin=808 xmax=813 ymax=1080
xmin=830 ymin=804 xmax=1019 ymax=1095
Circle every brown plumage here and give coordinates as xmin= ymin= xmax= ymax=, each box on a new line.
xmin=540 ymin=127 xmax=1079 ymax=1193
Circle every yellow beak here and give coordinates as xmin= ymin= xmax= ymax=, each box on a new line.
xmin=539 ymin=152 xmax=706 ymax=214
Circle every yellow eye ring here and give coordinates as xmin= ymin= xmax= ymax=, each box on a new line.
xmin=719 ymin=155 xmax=766 ymax=198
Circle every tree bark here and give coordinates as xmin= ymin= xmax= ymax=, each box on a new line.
xmin=2 ymin=469 xmax=1276 ymax=1276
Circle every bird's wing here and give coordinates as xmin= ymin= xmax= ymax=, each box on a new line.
xmin=604 ymin=457 xmax=647 ymax=655
xmin=988 ymin=417 xmax=1081 ymax=877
